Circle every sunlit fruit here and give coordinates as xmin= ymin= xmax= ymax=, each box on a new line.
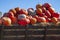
xmin=37 ymin=17 xmax=46 ymax=22
xmin=18 ymin=18 xmax=30 ymax=26
xmin=36 ymin=8 xmax=43 ymax=16
xmin=36 ymin=4 xmax=42 ymax=9
xmin=9 ymin=9 xmax=16 ymax=15
xmin=45 ymin=10 xmax=51 ymax=18
xmin=30 ymin=17 xmax=37 ymax=24
xmin=47 ymin=7 xmax=55 ymax=14
xmin=26 ymin=15 xmax=32 ymax=19
xmin=42 ymin=3 xmax=51 ymax=8
xmin=18 ymin=14 xmax=26 ymax=20
xmin=18 ymin=9 xmax=28 ymax=15
xmin=51 ymin=17 xmax=58 ymax=24
xmin=15 ymin=7 xmax=21 ymax=12
xmin=2 ymin=17 xmax=11 ymax=26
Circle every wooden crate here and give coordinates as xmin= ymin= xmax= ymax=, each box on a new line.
xmin=0 ymin=25 xmax=60 ymax=40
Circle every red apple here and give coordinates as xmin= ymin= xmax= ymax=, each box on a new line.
xmin=45 ymin=10 xmax=51 ymax=18
xmin=10 ymin=17 xmax=17 ymax=24
xmin=47 ymin=7 xmax=55 ymax=14
xmin=42 ymin=7 xmax=47 ymax=13
xmin=45 ymin=18 xmax=52 ymax=22
xmin=52 ymin=12 xmax=59 ymax=18
xmin=33 ymin=15 xmax=39 ymax=19
xmin=18 ymin=9 xmax=28 ymax=15
xmin=8 ymin=12 xmax=14 ymax=17
xmin=42 ymin=3 xmax=51 ymax=8
xmin=18 ymin=18 xmax=30 ymax=26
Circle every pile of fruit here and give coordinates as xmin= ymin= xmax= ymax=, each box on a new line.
xmin=0 ymin=3 xmax=60 ymax=26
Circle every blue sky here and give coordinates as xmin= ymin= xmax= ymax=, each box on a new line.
xmin=0 ymin=0 xmax=60 ymax=14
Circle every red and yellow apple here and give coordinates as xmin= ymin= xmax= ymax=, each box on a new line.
xmin=30 ymin=17 xmax=37 ymax=24
xmin=51 ymin=17 xmax=58 ymax=23
xmin=15 ymin=7 xmax=21 ymax=12
xmin=2 ymin=17 xmax=12 ymax=26
xmin=9 ymin=9 xmax=16 ymax=15
xmin=36 ymin=4 xmax=42 ymax=9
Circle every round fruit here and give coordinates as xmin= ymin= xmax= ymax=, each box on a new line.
xmin=37 ymin=17 xmax=46 ymax=22
xmin=36 ymin=8 xmax=42 ymax=15
xmin=51 ymin=17 xmax=58 ymax=24
xmin=9 ymin=9 xmax=16 ymax=15
xmin=26 ymin=15 xmax=32 ymax=19
xmin=30 ymin=17 xmax=37 ymax=24
xmin=45 ymin=10 xmax=51 ymax=18
xmin=36 ymin=4 xmax=42 ymax=9
xmin=10 ymin=17 xmax=17 ymax=24
xmin=8 ymin=12 xmax=14 ymax=17
xmin=18 ymin=18 xmax=30 ymax=26
xmin=45 ymin=18 xmax=52 ymax=22
xmin=15 ymin=7 xmax=20 ymax=12
xmin=42 ymin=7 xmax=46 ymax=13
xmin=33 ymin=15 xmax=39 ymax=19
xmin=42 ymin=3 xmax=51 ymax=8
xmin=18 ymin=9 xmax=28 ymax=15
xmin=2 ymin=17 xmax=11 ymax=26
xmin=18 ymin=14 xmax=26 ymax=20
xmin=36 ymin=10 xmax=45 ymax=17
xmin=52 ymin=12 xmax=59 ymax=18
xmin=47 ymin=7 xmax=55 ymax=14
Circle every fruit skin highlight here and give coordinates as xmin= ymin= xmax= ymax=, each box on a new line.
xmin=2 ymin=17 xmax=12 ymax=26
